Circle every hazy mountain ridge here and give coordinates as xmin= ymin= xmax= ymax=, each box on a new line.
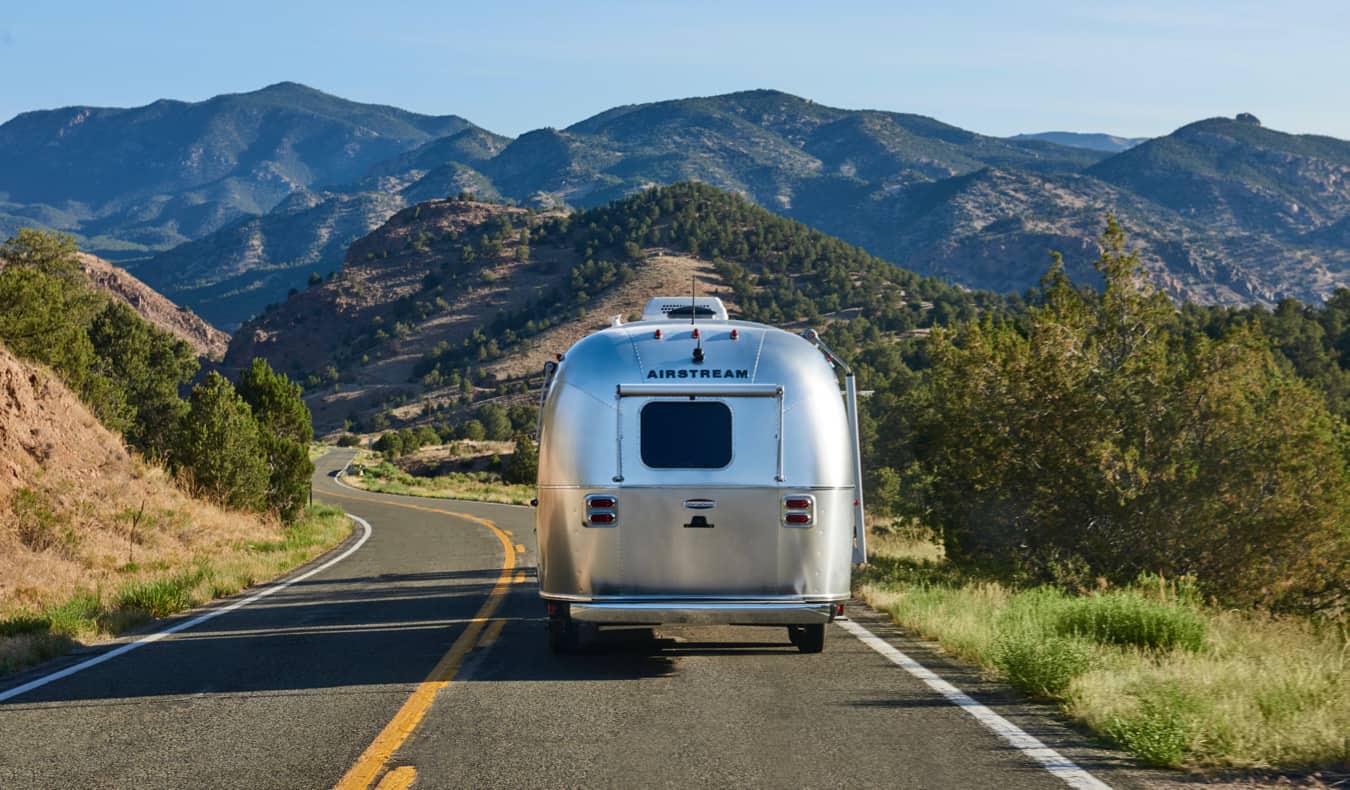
xmin=1010 ymin=131 xmax=1149 ymax=152
xmin=0 ymin=82 xmax=485 ymax=257
xmin=6 ymin=85 xmax=1350 ymax=328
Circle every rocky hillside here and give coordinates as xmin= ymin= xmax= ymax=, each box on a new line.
xmin=0 ymin=82 xmax=482 ymax=257
xmin=75 ymin=253 xmax=229 ymax=358
xmin=132 ymin=126 xmax=515 ymax=329
xmin=225 ymin=184 xmax=988 ymax=432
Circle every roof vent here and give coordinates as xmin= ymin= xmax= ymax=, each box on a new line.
xmin=640 ymin=297 xmax=729 ymax=322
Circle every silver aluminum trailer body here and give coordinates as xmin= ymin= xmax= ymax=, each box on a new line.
xmin=535 ymin=298 xmax=865 ymax=652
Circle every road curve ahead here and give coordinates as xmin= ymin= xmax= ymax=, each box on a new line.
xmin=0 ymin=451 xmax=1149 ymax=789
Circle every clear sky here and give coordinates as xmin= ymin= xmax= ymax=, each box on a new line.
xmin=2 ymin=0 xmax=1347 ymax=140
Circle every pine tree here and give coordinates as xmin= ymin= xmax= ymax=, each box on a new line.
xmin=504 ymin=433 xmax=538 ymax=485
xmin=236 ymin=358 xmax=314 ymax=522
xmin=0 ymin=229 xmax=104 ymax=394
xmin=87 ymin=300 xmax=198 ymax=459
xmin=174 ymin=373 xmax=268 ymax=511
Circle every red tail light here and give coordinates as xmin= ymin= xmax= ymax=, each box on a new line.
xmin=783 ymin=494 xmax=815 ymax=527
xmin=585 ymin=493 xmax=618 ymax=527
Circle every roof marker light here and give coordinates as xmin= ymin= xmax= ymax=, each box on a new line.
xmin=692 ymin=328 xmax=700 ymax=339
xmin=730 ymin=329 xmax=739 ymax=340
xmin=654 ymin=329 xmax=662 ymax=339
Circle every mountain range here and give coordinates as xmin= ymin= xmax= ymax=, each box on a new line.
xmin=3 ymin=84 xmax=1348 ymax=330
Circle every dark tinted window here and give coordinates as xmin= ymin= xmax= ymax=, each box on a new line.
xmin=665 ymin=305 xmax=717 ymax=319
xmin=640 ymin=401 xmax=732 ymax=469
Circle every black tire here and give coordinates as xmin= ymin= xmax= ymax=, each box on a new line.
xmin=548 ymin=615 xmax=580 ymax=654
xmin=794 ymin=623 xmax=825 ymax=654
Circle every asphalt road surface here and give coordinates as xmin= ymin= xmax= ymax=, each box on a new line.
xmin=0 ymin=450 xmax=1155 ymax=789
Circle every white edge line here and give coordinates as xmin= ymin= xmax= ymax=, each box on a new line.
xmin=0 ymin=514 xmax=373 ymax=704
xmin=838 ymin=619 xmax=1112 ymax=790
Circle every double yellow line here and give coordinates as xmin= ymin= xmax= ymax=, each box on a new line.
xmin=323 ymin=488 xmax=519 ymax=790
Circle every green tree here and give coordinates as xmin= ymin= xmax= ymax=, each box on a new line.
xmin=236 ymin=358 xmax=315 ymax=522
xmin=504 ymin=433 xmax=538 ymax=485
xmin=174 ymin=372 xmax=268 ymax=511
xmin=476 ymin=403 xmax=512 ymax=440
xmin=415 ymin=425 xmax=440 ymax=447
xmin=460 ymin=419 xmax=486 ymax=441
xmin=374 ymin=431 xmax=403 ymax=457
xmin=901 ymin=218 xmax=1349 ymax=612
xmin=87 ymin=301 xmax=199 ymax=459
xmin=0 ymin=229 xmax=104 ymax=394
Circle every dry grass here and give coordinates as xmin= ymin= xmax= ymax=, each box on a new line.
xmin=856 ymin=534 xmax=1350 ymax=771
xmin=345 ymin=447 xmax=534 ymax=505
xmin=0 ymin=504 xmax=350 ymax=675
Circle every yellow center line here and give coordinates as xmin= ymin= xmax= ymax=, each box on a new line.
xmin=325 ymin=486 xmax=518 ymax=790
xmin=372 ymin=766 xmax=416 ymax=790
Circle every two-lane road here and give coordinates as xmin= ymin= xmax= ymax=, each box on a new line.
xmin=0 ymin=451 xmax=1148 ymax=788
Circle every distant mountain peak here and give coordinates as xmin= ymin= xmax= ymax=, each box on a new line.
xmin=254 ymin=80 xmax=326 ymax=96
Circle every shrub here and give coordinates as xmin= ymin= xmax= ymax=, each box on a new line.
xmin=373 ymin=431 xmax=403 ymax=457
xmin=10 ymin=487 xmax=80 ymax=558
xmin=460 ymin=419 xmax=486 ymax=441
xmin=993 ymin=632 xmax=1094 ymax=698
xmin=1056 ymin=592 xmax=1206 ymax=652
xmin=1104 ymin=695 xmax=1195 ymax=767
xmin=336 ymin=434 xmax=361 ymax=447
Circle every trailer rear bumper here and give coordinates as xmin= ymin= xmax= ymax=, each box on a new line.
xmin=564 ymin=600 xmax=840 ymax=626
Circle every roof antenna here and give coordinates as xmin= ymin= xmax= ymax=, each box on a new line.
xmin=690 ymin=275 xmax=697 ymax=325
xmin=691 ymin=275 xmax=704 ymax=364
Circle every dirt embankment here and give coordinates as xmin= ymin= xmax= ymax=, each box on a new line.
xmin=0 ymin=342 xmax=274 ymax=614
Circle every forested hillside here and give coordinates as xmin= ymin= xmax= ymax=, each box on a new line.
xmin=225 ymin=183 xmax=991 ymax=431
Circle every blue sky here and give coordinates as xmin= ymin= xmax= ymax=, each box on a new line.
xmin=2 ymin=0 xmax=1347 ymax=139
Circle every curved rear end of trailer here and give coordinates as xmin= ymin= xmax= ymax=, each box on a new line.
xmin=534 ymin=298 xmax=863 ymax=651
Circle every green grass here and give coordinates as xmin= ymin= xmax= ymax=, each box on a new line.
xmin=0 ymin=505 xmax=351 ymax=676
xmin=1056 ymin=591 xmax=1207 ymax=652
xmin=857 ymin=532 xmax=1350 ymax=771
xmin=347 ymin=459 xmax=535 ymax=505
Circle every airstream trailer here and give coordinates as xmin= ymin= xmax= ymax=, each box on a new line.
xmin=534 ymin=296 xmax=866 ymax=653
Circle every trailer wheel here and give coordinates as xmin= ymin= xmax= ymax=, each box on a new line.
xmin=792 ymin=624 xmax=825 ymax=654
xmin=548 ymin=615 xmax=580 ymax=654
